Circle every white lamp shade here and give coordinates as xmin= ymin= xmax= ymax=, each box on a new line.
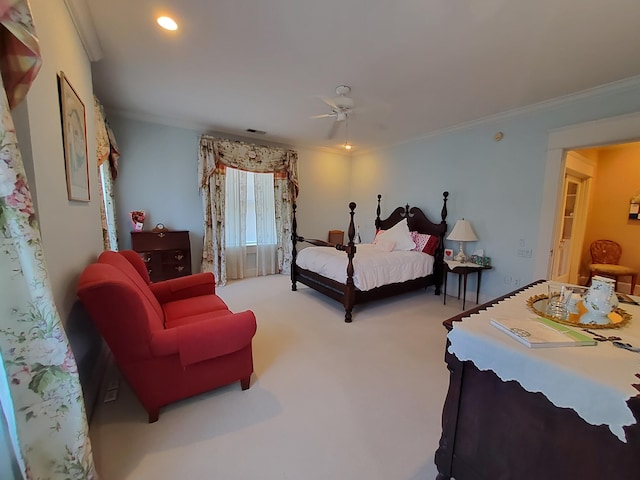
xmin=447 ymin=219 xmax=478 ymax=242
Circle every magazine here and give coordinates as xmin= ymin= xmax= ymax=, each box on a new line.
xmin=490 ymin=316 xmax=597 ymax=348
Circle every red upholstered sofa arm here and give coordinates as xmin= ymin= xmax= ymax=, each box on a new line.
xmin=150 ymin=272 xmax=216 ymax=303
xmin=150 ymin=310 xmax=257 ymax=366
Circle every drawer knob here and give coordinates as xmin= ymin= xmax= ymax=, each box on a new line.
xmin=157 ymin=232 xmax=165 ymax=238
xmin=175 ymin=254 xmax=184 ymax=260
xmin=176 ymin=266 xmax=184 ymax=272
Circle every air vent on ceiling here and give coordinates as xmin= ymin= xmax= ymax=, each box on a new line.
xmin=246 ymin=129 xmax=267 ymax=135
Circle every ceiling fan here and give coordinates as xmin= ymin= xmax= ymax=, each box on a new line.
xmin=311 ymin=85 xmax=355 ymax=139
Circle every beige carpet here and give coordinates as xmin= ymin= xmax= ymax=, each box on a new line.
xmin=89 ymin=274 xmax=463 ymax=479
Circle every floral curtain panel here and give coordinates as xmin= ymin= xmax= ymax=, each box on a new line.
xmin=94 ymin=96 xmax=119 ymax=250
xmin=0 ymin=1 xmax=96 ymax=478
xmin=198 ymin=135 xmax=299 ymax=285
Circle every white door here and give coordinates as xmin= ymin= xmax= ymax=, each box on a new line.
xmin=551 ymin=173 xmax=586 ymax=283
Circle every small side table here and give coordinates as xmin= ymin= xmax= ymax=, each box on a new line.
xmin=443 ymin=260 xmax=492 ymax=310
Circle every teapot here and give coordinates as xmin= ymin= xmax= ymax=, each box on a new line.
xmin=579 ymin=276 xmax=618 ymax=325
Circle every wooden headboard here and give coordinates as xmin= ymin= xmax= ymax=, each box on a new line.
xmin=375 ymin=192 xmax=449 ymax=238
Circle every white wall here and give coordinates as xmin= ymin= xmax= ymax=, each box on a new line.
xmin=108 ymin=116 xmax=203 ymax=268
xmin=352 ymin=79 xmax=640 ymax=302
xmin=107 ymin=113 xmax=351 ymax=272
xmin=292 ymin=146 xmax=351 ymax=241
xmin=106 ymin=80 xmax=640 ymax=303
xmin=15 ymin=0 xmax=104 ymax=318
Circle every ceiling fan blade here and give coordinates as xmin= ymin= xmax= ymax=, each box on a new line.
xmin=310 ymin=113 xmax=336 ymax=119
xmin=321 ymin=96 xmax=339 ymax=109
xmin=327 ymin=119 xmax=341 ymax=140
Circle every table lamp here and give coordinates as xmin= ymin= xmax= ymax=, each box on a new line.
xmin=447 ymin=219 xmax=478 ymax=263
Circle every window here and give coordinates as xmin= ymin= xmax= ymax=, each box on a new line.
xmin=224 ymin=167 xmax=278 ymax=279
xmin=245 ymin=172 xmax=258 ymax=245
xmin=98 ymin=163 xmax=118 ymax=250
xmin=225 ymin=168 xmax=276 ymax=247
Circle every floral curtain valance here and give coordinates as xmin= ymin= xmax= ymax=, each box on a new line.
xmin=0 ymin=0 xmax=41 ymax=109
xmin=94 ymin=96 xmax=110 ymax=165
xmin=198 ymin=135 xmax=299 ymax=195
xmin=93 ymin=96 xmax=120 ymax=178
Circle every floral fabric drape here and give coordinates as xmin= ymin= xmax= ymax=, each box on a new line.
xmin=0 ymin=1 xmax=96 ymax=478
xmin=94 ymin=96 xmax=119 ymax=250
xmin=198 ymin=136 xmax=298 ymax=285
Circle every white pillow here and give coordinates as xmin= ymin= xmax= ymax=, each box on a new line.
xmin=375 ymin=218 xmax=415 ymax=251
xmin=373 ymin=237 xmax=396 ymax=252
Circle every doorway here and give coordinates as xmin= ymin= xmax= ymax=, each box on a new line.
xmin=536 ymin=111 xmax=640 ymax=283
xmin=547 ymin=141 xmax=640 ymax=292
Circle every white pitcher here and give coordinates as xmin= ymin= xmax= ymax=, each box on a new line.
xmin=580 ymin=275 xmax=618 ymax=325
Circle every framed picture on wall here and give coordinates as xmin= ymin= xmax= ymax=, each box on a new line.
xmin=58 ymin=71 xmax=90 ymax=202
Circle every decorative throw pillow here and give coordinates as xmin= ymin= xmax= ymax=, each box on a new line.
xmin=423 ymin=234 xmax=439 ymax=255
xmin=410 ymin=231 xmax=439 ymax=255
xmin=375 ymin=218 xmax=415 ymax=251
xmin=411 ymin=232 xmax=430 ymax=252
xmin=373 ymin=237 xmax=396 ymax=252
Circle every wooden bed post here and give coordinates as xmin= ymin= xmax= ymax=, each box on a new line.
xmin=291 ymin=203 xmax=298 ymax=291
xmin=337 ymin=202 xmax=357 ymax=322
xmin=433 ymin=191 xmax=449 ymax=295
xmin=375 ymin=194 xmax=382 ymax=231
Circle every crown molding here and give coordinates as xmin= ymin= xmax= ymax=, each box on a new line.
xmin=64 ymin=0 xmax=103 ymax=61
xmin=105 ymin=107 xmax=352 ymax=156
xmin=363 ymin=75 xmax=640 ymax=156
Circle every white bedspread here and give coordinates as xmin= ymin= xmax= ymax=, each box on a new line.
xmin=295 ymin=243 xmax=434 ymax=291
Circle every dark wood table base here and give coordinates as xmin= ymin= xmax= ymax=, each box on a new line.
xmin=443 ymin=263 xmax=491 ymax=310
xmin=435 ymin=281 xmax=640 ymax=479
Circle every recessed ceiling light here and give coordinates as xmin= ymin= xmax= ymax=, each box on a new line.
xmin=157 ymin=16 xmax=178 ymax=31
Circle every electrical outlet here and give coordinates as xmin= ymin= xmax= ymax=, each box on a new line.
xmin=524 ymin=249 xmax=532 ymax=258
xmin=504 ymin=275 xmax=512 ymax=285
xmin=104 ymin=389 xmax=118 ymax=403
xmin=514 ymin=278 xmax=521 ymax=287
xmin=519 ymin=238 xmax=525 ymax=247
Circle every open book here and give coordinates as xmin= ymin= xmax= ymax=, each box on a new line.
xmin=490 ymin=316 xmax=597 ymax=348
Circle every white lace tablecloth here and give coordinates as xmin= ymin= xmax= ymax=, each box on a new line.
xmin=447 ymin=282 xmax=640 ymax=442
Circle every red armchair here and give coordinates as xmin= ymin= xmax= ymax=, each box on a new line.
xmin=77 ymin=250 xmax=257 ymax=422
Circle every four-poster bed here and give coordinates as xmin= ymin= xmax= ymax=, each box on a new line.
xmin=291 ymin=192 xmax=449 ymax=322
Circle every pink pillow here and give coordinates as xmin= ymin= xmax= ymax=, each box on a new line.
xmin=411 ymin=232 xmax=430 ymax=252
xmin=373 ymin=229 xmax=385 ymax=243
xmin=410 ymin=231 xmax=439 ymax=255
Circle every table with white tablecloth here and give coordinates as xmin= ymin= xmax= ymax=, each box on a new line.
xmin=434 ymin=281 xmax=640 ymax=480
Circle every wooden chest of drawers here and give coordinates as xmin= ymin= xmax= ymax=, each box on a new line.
xmin=130 ymin=231 xmax=191 ymax=282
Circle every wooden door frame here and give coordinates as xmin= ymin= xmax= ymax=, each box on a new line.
xmin=535 ymin=112 xmax=640 ymax=281
xmin=552 ymin=169 xmax=592 ymax=283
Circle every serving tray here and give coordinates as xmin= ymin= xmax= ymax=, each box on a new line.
xmin=526 ymin=294 xmax=631 ymax=329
